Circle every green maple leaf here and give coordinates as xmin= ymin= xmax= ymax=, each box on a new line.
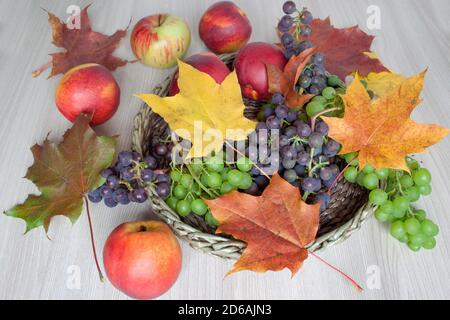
xmin=5 ymin=114 xmax=117 ymax=233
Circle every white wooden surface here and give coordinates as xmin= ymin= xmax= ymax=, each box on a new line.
xmin=0 ymin=0 xmax=449 ymax=300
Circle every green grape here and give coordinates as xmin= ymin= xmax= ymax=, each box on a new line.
xmin=343 ymin=166 xmax=358 ymax=183
xmin=356 ymin=172 xmax=366 ymax=186
xmin=312 ymin=95 xmax=327 ymax=104
xmin=414 ymin=209 xmax=426 ymax=221
xmin=398 ymin=234 xmax=409 ymax=243
xmin=236 ymin=157 xmax=252 ymax=172
xmin=180 ymin=173 xmax=193 ymax=188
xmin=420 ymin=219 xmax=439 ymax=236
xmin=407 ymin=242 xmax=421 ymax=252
xmin=191 ymin=199 xmax=208 ymax=216
xmin=220 ymin=181 xmax=234 ymax=194
xmin=205 ymin=156 xmax=224 ymax=172
xmin=221 ymin=168 xmax=230 ymax=180
xmin=422 ymin=237 xmax=436 ymax=249
xmin=379 ymin=200 xmax=394 ymax=215
xmin=409 ymin=233 xmax=426 ymax=247
xmin=170 ymin=171 xmax=181 ymax=182
xmin=306 ymin=101 xmax=325 ymax=117
xmin=412 ymin=168 xmax=431 ymax=186
xmin=404 ymin=218 xmax=421 ymax=235
xmin=418 ymin=184 xmax=432 ymax=196
xmin=166 ymin=197 xmax=178 ymax=210
xmin=390 ymin=221 xmax=406 ymax=239
xmin=173 ymin=185 xmax=188 ymax=199
xmin=205 ymin=211 xmax=220 ymax=227
xmin=362 ymin=173 xmax=379 ymax=190
xmin=406 ymin=157 xmax=419 ymax=170
xmin=190 ymin=161 xmax=203 ymax=175
xmin=375 ymin=168 xmax=389 ymax=180
xmin=343 ymin=152 xmax=358 ymax=165
xmin=191 ymin=183 xmax=201 ymax=196
xmin=206 ymin=172 xmax=222 ymax=188
xmin=327 ymin=75 xmax=342 ymax=87
xmin=392 ymin=196 xmax=409 ymax=216
xmin=228 ymin=169 xmax=243 ymax=187
xmin=374 ymin=208 xmax=390 ymax=222
xmin=176 ymin=199 xmax=191 ymax=217
xmin=369 ymin=188 xmax=388 ymax=205
xmin=322 ymin=87 xmax=336 ymax=99
xmin=362 ymin=164 xmax=375 ymax=174
xmin=238 ymin=172 xmax=253 ymax=189
xmin=400 ymin=175 xmax=414 ymax=188
xmin=388 ymin=169 xmax=398 ymax=179
xmin=404 ymin=186 xmax=420 ymax=202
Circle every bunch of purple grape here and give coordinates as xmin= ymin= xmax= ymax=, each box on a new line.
xmin=87 ymin=150 xmax=171 ymax=208
xmin=251 ymin=94 xmax=342 ymax=212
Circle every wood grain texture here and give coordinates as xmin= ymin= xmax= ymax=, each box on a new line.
xmin=0 ymin=0 xmax=449 ymax=300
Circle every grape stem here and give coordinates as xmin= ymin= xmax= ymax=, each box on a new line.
xmin=225 ymin=141 xmax=271 ymax=180
xmin=83 ymin=196 xmax=105 ymax=282
xmin=31 ymin=60 xmax=52 ymax=78
xmin=310 ymin=107 xmax=341 ymax=132
xmin=308 ymin=250 xmax=363 ymax=292
xmin=327 ymin=155 xmax=357 ymax=194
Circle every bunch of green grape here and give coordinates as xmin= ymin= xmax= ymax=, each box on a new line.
xmin=342 ymin=153 xmax=439 ymax=251
xmin=165 ymin=152 xmax=255 ymax=227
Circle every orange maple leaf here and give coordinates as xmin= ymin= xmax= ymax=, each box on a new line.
xmin=205 ymin=174 xmax=320 ymax=276
xmin=266 ymin=47 xmax=316 ymax=108
xmin=323 ymin=71 xmax=450 ymax=171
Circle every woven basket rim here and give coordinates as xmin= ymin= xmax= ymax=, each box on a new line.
xmin=131 ymin=53 xmax=375 ymax=259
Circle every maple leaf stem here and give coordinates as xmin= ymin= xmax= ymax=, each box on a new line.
xmin=310 ymin=107 xmax=341 ymax=131
xmin=225 ymin=141 xmax=271 ymax=180
xmin=308 ymin=250 xmax=363 ymax=292
xmin=32 ymin=60 xmax=52 ymax=78
xmin=83 ymin=196 xmax=105 ymax=283
xmin=327 ymin=155 xmax=358 ymax=194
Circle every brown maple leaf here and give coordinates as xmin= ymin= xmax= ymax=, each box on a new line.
xmin=266 ymin=47 xmax=316 ymax=108
xmin=323 ymin=72 xmax=450 ymax=171
xmin=205 ymin=174 xmax=320 ymax=276
xmin=298 ymin=17 xmax=387 ymax=80
xmin=33 ymin=4 xmax=128 ymax=78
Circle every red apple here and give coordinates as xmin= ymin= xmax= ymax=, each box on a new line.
xmin=131 ymin=14 xmax=191 ymax=68
xmin=168 ymin=52 xmax=231 ymax=96
xmin=103 ymin=220 xmax=182 ymax=300
xmin=234 ymin=42 xmax=287 ymax=100
xmin=55 ymin=63 xmax=120 ymax=126
xmin=199 ymin=1 xmax=252 ymax=54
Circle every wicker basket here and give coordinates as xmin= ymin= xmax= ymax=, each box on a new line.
xmin=132 ymin=53 xmax=374 ymax=259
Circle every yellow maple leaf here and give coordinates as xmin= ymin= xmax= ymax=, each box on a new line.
xmin=323 ymin=71 xmax=449 ymax=171
xmin=362 ymin=71 xmax=407 ymax=96
xmin=136 ymin=60 xmax=256 ymax=158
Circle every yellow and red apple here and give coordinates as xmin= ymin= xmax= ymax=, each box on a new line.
xmin=131 ymin=14 xmax=191 ymax=69
xmin=199 ymin=1 xmax=252 ymax=54
xmin=55 ymin=63 xmax=120 ymax=126
xmin=103 ymin=220 xmax=182 ymax=300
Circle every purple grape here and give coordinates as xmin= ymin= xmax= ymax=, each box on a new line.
xmin=254 ymin=175 xmax=270 ymax=189
xmin=281 ymin=32 xmax=294 ymax=48
xmin=266 ymin=115 xmax=281 ymax=129
xmin=308 ymin=132 xmax=323 ymax=148
xmin=141 ymin=168 xmax=154 ymax=182
xmin=300 ymin=76 xmax=312 ymax=88
xmin=315 ymin=192 xmax=331 ymax=212
xmin=302 ymin=69 xmax=313 ymax=78
xmin=297 ymin=122 xmax=311 ymax=137
xmin=283 ymin=169 xmax=297 ymax=183
xmin=132 ymin=152 xmax=142 ymax=162
xmin=154 ymin=144 xmax=168 ymax=156
xmin=244 ymin=182 xmax=260 ymax=196
xmin=114 ymin=188 xmax=130 ymax=205
xmin=319 ymin=167 xmax=333 ymax=181
xmin=132 ymin=188 xmax=148 ymax=203
xmin=284 ymin=48 xmax=296 ymax=59
xmin=294 ymin=164 xmax=306 ymax=176
xmin=297 ymin=41 xmax=313 ymax=53
xmin=106 ymin=175 xmax=120 ymax=188
xmin=300 ymin=10 xmax=313 ymax=24
xmin=281 ymin=145 xmax=295 ymax=160
xmin=104 ymin=197 xmax=118 ymax=208
xmin=315 ymin=121 xmax=329 ymax=135
xmin=144 ymin=156 xmax=158 ymax=170
xmin=275 ymin=105 xmax=288 ymax=119
xmin=312 ymin=53 xmax=325 ymax=65
xmin=100 ymin=168 xmax=114 ymax=179
xmin=271 ymin=92 xmax=285 ymax=105
xmin=323 ymin=140 xmax=340 ymax=157
xmin=156 ymin=182 xmax=170 ymax=199
xmin=283 ymin=126 xmax=297 ymax=138
xmin=282 ymin=159 xmax=296 ymax=169
xmin=277 ymin=17 xmax=291 ymax=32
xmin=329 ymin=164 xmax=340 ymax=175
xmin=293 ymin=143 xmax=304 ymax=153
xmin=100 ymin=185 xmax=114 ymax=198
xmin=282 ymin=1 xmax=296 ymax=14
xmin=120 ymin=167 xmax=135 ymax=181
xmin=287 ymin=111 xmax=298 ymax=122
xmin=279 ymin=135 xmax=290 ymax=147
xmin=311 ymin=75 xmax=326 ymax=86
xmin=87 ymin=188 xmax=102 ymax=203
xmin=300 ymin=25 xmax=312 ymax=37
xmin=118 ymin=151 xmax=133 ymax=167
xmin=156 ymin=173 xmax=170 ymax=184
xmin=301 ymin=177 xmax=321 ymax=192
xmin=308 ymin=85 xmax=320 ymax=95
xmin=297 ymin=151 xmax=310 ymax=166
